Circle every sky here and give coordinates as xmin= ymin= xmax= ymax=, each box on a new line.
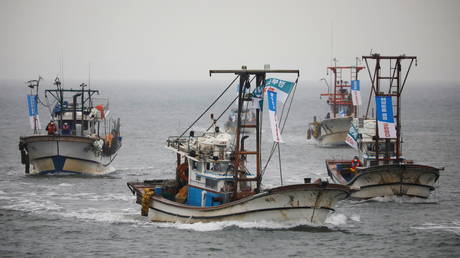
xmin=1 ymin=0 xmax=459 ymax=83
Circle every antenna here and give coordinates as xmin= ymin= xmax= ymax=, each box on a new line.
xmin=88 ymin=62 xmax=91 ymax=89
xmin=60 ymin=49 xmax=64 ymax=86
xmin=330 ymin=22 xmax=334 ymax=66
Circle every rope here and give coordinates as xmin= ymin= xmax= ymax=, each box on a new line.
xmin=204 ymin=95 xmax=238 ymax=133
xmin=203 ymin=75 xmax=256 ymax=133
xmin=277 ymin=144 xmax=283 ymax=185
xmin=178 ymin=75 xmax=239 ymax=139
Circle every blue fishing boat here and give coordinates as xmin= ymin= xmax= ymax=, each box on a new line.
xmin=19 ymin=77 xmax=122 ymax=175
xmin=128 ymin=67 xmax=353 ymax=224
xmin=326 ymin=54 xmax=441 ymax=198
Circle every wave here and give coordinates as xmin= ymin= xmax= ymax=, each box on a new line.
xmin=149 ymin=213 xmax=359 ymax=232
xmin=358 ymin=195 xmax=439 ymax=204
xmin=412 ymin=222 xmax=460 ymax=235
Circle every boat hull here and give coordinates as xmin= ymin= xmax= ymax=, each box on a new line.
xmin=19 ymin=135 xmax=116 ymax=175
xmin=309 ymin=117 xmax=352 ymax=147
xmin=128 ymin=182 xmax=351 ymax=224
xmin=326 ymin=160 xmax=440 ymax=199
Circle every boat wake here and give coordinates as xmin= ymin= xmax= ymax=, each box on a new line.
xmin=148 ymin=212 xmax=360 ymax=232
xmin=154 ymin=220 xmax=327 ymax=232
xmin=357 ymin=195 xmax=439 ymax=204
xmin=412 ymin=221 xmax=460 ymax=235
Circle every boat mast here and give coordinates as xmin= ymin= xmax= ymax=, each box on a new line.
xmin=362 ymin=54 xmax=417 ymax=164
xmin=325 ymin=65 xmax=364 ymax=118
xmin=210 ymin=68 xmax=299 ymax=197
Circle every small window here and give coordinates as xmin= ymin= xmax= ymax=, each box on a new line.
xmin=196 ymin=175 xmax=201 ymax=181
xmin=205 ymin=178 xmax=217 ymax=189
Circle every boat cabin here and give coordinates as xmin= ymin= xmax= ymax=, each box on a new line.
xmin=356 ymin=119 xmax=404 ymax=167
xmin=166 ymin=130 xmax=257 ymax=207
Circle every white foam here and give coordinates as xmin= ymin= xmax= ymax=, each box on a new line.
xmin=349 ymin=213 xmax=361 ymax=222
xmin=85 ymin=193 xmax=133 ymax=202
xmin=412 ymin=222 xmax=460 ymax=235
xmin=2 ymin=198 xmax=63 ymax=213
xmin=58 ymin=183 xmax=73 ymax=187
xmin=369 ymin=195 xmax=438 ymax=204
xmin=58 ymin=208 xmax=140 ymax=224
xmin=325 ymin=213 xmax=347 ymax=226
xmin=156 ymin=220 xmax=319 ymax=232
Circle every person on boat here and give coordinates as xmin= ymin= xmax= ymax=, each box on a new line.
xmin=61 ymin=122 xmax=71 ymax=135
xmin=350 ymin=156 xmax=362 ymax=173
xmin=46 ymin=121 xmax=57 ymax=135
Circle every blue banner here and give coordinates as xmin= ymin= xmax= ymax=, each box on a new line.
xmin=27 ymin=95 xmax=38 ymax=116
xmin=375 ymin=96 xmax=396 ymax=138
xmin=267 ymin=90 xmax=277 ymax=112
xmin=351 ymin=80 xmax=362 ymax=106
xmin=266 ymin=89 xmax=282 ymax=142
xmin=375 ymin=96 xmax=394 ymax=123
xmin=351 ymin=80 xmax=360 ymax=91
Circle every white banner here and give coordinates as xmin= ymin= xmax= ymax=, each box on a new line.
xmin=265 ymin=78 xmax=294 ymax=103
xmin=345 ymin=123 xmax=359 ymax=150
xmin=266 ymin=88 xmax=282 ymax=143
xmin=351 ymin=80 xmax=362 ymax=106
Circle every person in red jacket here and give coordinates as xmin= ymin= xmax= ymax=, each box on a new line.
xmin=350 ymin=156 xmax=362 ymax=173
xmin=46 ymin=121 xmax=57 ymax=135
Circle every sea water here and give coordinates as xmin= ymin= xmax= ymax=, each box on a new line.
xmin=1 ymin=79 xmax=459 ymax=257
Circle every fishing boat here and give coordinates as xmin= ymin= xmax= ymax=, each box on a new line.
xmin=326 ymin=54 xmax=441 ymax=199
xmin=127 ymin=67 xmax=352 ymax=224
xmin=307 ymin=63 xmax=365 ymax=146
xmin=18 ymin=77 xmax=122 ymax=175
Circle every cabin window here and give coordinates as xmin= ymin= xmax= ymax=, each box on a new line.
xmin=205 ymin=178 xmax=218 ymax=190
xmin=191 ymin=161 xmax=202 ymax=171
xmin=195 ymin=175 xmax=201 ymax=181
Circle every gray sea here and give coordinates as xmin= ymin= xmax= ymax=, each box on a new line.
xmin=1 ymin=78 xmax=459 ymax=257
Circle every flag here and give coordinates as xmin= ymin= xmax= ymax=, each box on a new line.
xmin=375 ymin=96 xmax=396 ymax=138
xmin=266 ymin=88 xmax=282 ymax=142
xmin=27 ymin=95 xmax=41 ymax=130
xmin=265 ymin=78 xmax=294 ymax=103
xmin=251 ymin=82 xmax=264 ymax=109
xmin=345 ymin=123 xmax=359 ymax=149
xmin=351 ymin=80 xmax=362 ymax=106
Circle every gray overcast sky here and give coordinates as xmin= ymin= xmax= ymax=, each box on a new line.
xmin=1 ymin=0 xmax=459 ymax=82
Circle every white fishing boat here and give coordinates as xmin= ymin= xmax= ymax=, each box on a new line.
xmin=19 ymin=77 xmax=122 ymax=175
xmin=128 ymin=67 xmax=353 ymax=224
xmin=326 ymin=54 xmax=441 ymax=199
xmin=307 ymin=64 xmax=365 ymax=146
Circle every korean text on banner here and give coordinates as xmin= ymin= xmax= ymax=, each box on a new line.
xmin=345 ymin=123 xmax=359 ymax=149
xmin=266 ymin=88 xmax=282 ymax=142
xmin=27 ymin=95 xmax=41 ymax=130
xmin=375 ymin=96 xmax=396 ymax=138
xmin=265 ymin=78 xmax=294 ymax=103
xmin=351 ymin=80 xmax=362 ymax=106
